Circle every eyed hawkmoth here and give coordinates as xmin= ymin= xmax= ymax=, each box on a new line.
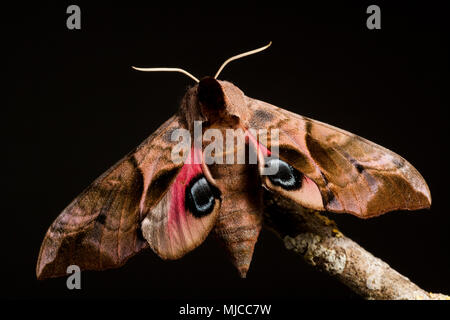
xmin=36 ymin=43 xmax=431 ymax=279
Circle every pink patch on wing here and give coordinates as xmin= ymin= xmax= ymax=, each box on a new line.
xmin=246 ymin=130 xmax=271 ymax=157
xmin=167 ymin=147 xmax=203 ymax=231
xmin=303 ymin=175 xmax=315 ymax=186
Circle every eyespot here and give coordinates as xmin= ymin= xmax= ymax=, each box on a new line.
xmin=185 ymin=175 xmax=219 ymax=218
xmin=265 ymin=158 xmax=303 ymax=190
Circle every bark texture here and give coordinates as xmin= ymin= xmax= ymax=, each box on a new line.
xmin=263 ymin=193 xmax=449 ymax=300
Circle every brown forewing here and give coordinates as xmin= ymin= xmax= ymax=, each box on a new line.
xmin=36 ymin=115 xmax=184 ymax=279
xmin=245 ymin=97 xmax=431 ymax=218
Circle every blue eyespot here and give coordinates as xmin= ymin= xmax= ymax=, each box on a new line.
xmin=186 ymin=175 xmax=219 ymax=218
xmin=265 ymin=158 xmax=303 ymax=190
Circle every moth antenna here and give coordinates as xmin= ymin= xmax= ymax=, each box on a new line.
xmin=214 ymin=41 xmax=272 ymax=79
xmin=131 ymin=67 xmax=200 ymax=83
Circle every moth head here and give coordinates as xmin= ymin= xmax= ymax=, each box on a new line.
xmin=197 ymin=77 xmax=248 ymax=124
xmin=132 ymin=42 xmax=272 ymax=126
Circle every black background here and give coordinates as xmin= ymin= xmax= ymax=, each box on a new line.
xmin=5 ymin=0 xmax=449 ymax=307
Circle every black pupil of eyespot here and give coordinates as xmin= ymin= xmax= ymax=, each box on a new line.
xmin=266 ymin=158 xmax=302 ymax=190
xmin=186 ymin=176 xmax=217 ymax=218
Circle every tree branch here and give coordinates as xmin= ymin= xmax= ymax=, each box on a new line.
xmin=263 ymin=193 xmax=449 ymax=300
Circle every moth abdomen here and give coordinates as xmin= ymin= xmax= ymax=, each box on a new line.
xmin=209 ymin=163 xmax=263 ymax=278
xmin=214 ymin=200 xmax=262 ymax=278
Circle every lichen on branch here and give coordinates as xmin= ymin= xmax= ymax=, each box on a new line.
xmin=263 ymin=193 xmax=449 ymax=300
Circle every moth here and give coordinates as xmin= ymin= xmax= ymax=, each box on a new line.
xmin=37 ymin=43 xmax=431 ymax=279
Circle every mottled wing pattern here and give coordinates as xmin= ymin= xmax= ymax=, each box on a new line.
xmin=141 ymin=147 xmax=220 ymax=259
xmin=36 ymin=115 xmax=184 ymax=279
xmin=246 ymin=97 xmax=431 ymax=218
